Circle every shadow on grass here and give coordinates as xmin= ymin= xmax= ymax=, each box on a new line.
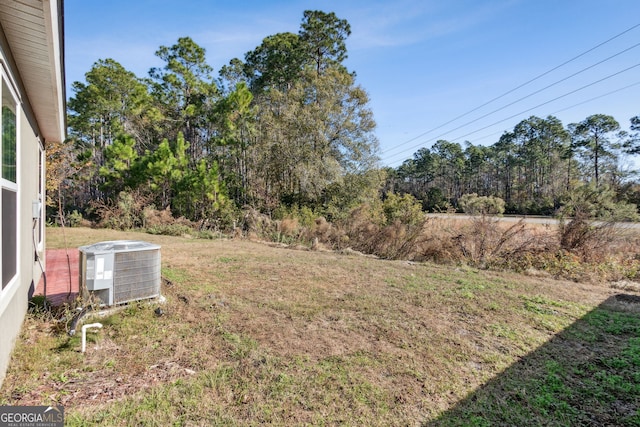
xmin=428 ymin=294 xmax=640 ymax=427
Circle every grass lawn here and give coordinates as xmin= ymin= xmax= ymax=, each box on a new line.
xmin=1 ymin=227 xmax=639 ymax=425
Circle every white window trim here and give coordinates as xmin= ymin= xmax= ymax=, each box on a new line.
xmin=0 ymin=67 xmax=21 ymax=304
xmin=0 ymin=79 xmax=18 ymax=191
xmin=0 ymin=59 xmax=22 ymax=105
xmin=36 ymin=141 xmax=44 ymax=251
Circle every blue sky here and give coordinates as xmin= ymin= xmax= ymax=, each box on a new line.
xmin=65 ymin=0 xmax=640 ymax=167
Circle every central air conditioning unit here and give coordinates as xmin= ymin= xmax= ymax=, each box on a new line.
xmin=79 ymin=240 xmax=161 ymax=306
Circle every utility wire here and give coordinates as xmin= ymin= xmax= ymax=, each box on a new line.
xmin=382 ymin=22 xmax=640 ymax=157
xmin=549 ymin=80 xmax=640 ymax=116
xmin=448 ymin=80 xmax=640 ymax=146
xmin=383 ymin=62 xmax=640 ymax=164
xmin=443 ymin=63 xmax=640 ymax=145
xmin=384 ymin=41 xmax=640 ymax=160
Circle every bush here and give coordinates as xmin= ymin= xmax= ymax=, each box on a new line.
xmin=557 ymin=184 xmax=639 ymax=261
xmin=142 ymin=206 xmax=174 ymax=228
xmin=272 ymin=205 xmax=317 ymax=242
xmin=241 ymin=207 xmax=276 ymax=240
xmin=452 ymin=217 xmax=545 ymax=268
xmin=67 ymin=210 xmax=86 ymax=227
xmin=142 ymin=206 xmax=195 ymax=236
xmin=309 ymin=216 xmax=335 ymax=246
xmin=423 ymin=187 xmax=452 ymax=212
xmin=459 ymin=193 xmax=505 ymax=216
xmin=195 ymin=201 xmax=241 ymax=233
xmin=559 ymin=183 xmax=639 ymax=222
xmin=331 ymin=204 xmax=380 ymax=251
xmin=382 ymin=193 xmax=424 ymax=225
xmin=328 ymin=201 xmax=430 ymax=260
xmin=93 ymin=191 xmax=149 ymax=230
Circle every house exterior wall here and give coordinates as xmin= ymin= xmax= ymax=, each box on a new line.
xmin=0 ymin=29 xmax=48 ymax=389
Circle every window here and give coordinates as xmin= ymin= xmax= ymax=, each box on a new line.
xmin=2 ymin=93 xmax=16 ymax=182
xmin=1 ymin=78 xmax=18 ymax=290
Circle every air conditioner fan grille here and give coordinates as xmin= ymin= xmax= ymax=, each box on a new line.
xmin=113 ymin=250 xmax=161 ymax=304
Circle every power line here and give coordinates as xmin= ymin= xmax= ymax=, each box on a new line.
xmin=383 ymin=62 xmax=640 ymax=164
xmin=447 ymin=80 xmax=640 ymax=147
xmin=442 ymin=62 xmax=640 ymax=145
xmin=384 ymin=41 xmax=640 ymax=161
xmin=549 ymin=80 xmax=640 ymax=116
xmin=381 ymin=22 xmax=640 ymax=157
xmin=448 ymin=43 xmax=640 ymax=133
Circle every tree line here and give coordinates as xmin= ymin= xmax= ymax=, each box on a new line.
xmin=390 ymin=114 xmax=640 ymax=215
xmin=54 ymin=9 xmax=640 ymax=230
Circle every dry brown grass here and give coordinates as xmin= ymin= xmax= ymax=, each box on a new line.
xmin=325 ymin=214 xmax=640 ymax=283
xmin=1 ymin=227 xmax=635 ymax=425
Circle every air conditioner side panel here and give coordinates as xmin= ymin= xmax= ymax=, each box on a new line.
xmin=113 ymin=249 xmax=161 ymax=305
xmin=81 ymin=252 xmax=115 ymax=305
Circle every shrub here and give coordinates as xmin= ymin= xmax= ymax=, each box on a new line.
xmin=67 ymin=210 xmax=85 ymax=227
xmin=271 ymin=205 xmax=317 ymax=242
xmin=557 ymin=184 xmax=639 ymax=261
xmin=93 ymin=190 xmax=149 ymax=230
xmin=423 ymin=187 xmax=452 ymax=213
xmin=143 ymin=208 xmax=195 ymax=236
xmin=459 ymin=193 xmax=505 ymax=216
xmin=452 ymin=216 xmax=549 ymax=268
xmin=382 ymin=193 xmax=424 ymax=225
xmin=328 ymin=200 xmax=431 ymax=260
xmin=241 ymin=207 xmax=276 ymax=240
xmin=307 ymin=216 xmax=341 ymax=249
xmin=332 ymin=204 xmax=381 ymax=251
xmin=374 ymin=220 xmax=430 ymax=260
xmin=142 ymin=206 xmax=175 ymax=228
xmin=205 ymin=201 xmax=241 ymax=232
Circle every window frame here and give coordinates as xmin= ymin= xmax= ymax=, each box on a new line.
xmin=36 ymin=142 xmax=44 ymax=250
xmin=1 ymin=68 xmax=20 ymax=295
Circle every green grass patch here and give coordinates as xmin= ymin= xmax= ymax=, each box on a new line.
xmin=433 ymin=301 xmax=640 ymax=426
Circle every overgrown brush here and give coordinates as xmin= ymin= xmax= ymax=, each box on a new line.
xmin=143 ymin=206 xmax=194 ymax=236
xmin=451 ymin=216 xmax=548 ymax=268
xmin=91 ymin=191 xmax=150 ymax=230
xmin=557 ymin=183 xmax=639 ymax=262
xmin=328 ymin=197 xmax=429 ymax=259
xmin=83 ymin=186 xmax=640 ymax=283
xmin=90 ymin=191 xmax=201 ymax=236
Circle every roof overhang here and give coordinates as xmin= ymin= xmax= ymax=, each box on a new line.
xmin=0 ymin=0 xmax=66 ymax=144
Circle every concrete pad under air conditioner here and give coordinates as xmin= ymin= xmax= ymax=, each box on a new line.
xmin=34 ymin=249 xmax=80 ymax=306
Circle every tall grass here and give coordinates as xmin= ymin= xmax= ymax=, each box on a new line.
xmin=87 ymin=197 xmax=640 ymax=283
xmin=307 ymin=208 xmax=640 ymax=284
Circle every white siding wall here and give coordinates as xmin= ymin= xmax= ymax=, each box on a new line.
xmin=0 ymin=45 xmax=44 ymax=388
